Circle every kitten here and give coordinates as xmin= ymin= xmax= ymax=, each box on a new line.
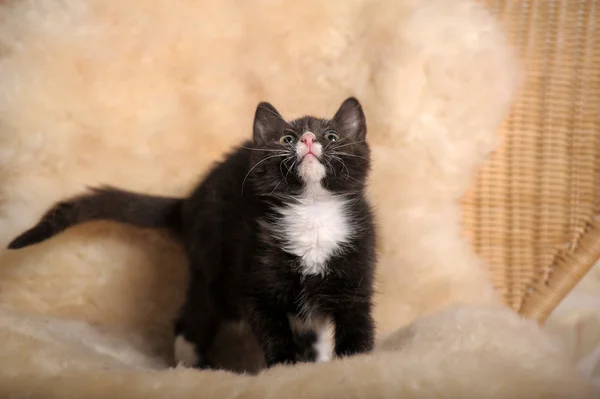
xmin=8 ymin=97 xmax=377 ymax=369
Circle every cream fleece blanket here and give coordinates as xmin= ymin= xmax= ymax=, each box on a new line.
xmin=547 ymin=260 xmax=600 ymax=390
xmin=0 ymin=0 xmax=595 ymax=397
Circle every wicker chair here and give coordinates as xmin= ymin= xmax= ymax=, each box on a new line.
xmin=463 ymin=0 xmax=600 ymax=323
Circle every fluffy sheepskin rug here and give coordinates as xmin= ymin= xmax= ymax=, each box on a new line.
xmin=0 ymin=0 xmax=595 ymax=397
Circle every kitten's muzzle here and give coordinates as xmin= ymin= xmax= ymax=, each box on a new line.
xmin=297 ymin=132 xmax=322 ymax=161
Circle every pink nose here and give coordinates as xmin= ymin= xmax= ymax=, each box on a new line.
xmin=301 ymin=133 xmax=316 ymax=146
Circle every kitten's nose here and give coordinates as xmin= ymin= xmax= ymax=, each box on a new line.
xmin=300 ymin=132 xmax=316 ymax=146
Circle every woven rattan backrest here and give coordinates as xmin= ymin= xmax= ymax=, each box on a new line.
xmin=463 ymin=0 xmax=600 ymax=323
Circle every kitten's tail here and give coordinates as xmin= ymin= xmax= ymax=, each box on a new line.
xmin=7 ymin=186 xmax=184 ymax=250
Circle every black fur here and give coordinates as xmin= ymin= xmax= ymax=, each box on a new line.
xmin=7 ymin=188 xmax=183 ymax=249
xmin=8 ymin=97 xmax=377 ymax=369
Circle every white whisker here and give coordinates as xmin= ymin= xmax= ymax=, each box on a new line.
xmin=326 ymin=137 xmax=349 ymax=148
xmin=280 ymin=155 xmax=294 ymax=180
xmin=323 ymin=155 xmax=337 ymax=178
xmin=241 ymin=154 xmax=284 ymax=195
xmin=329 ymin=154 xmax=359 ymax=182
xmin=269 ymin=180 xmax=283 ymax=195
xmin=331 ymin=140 xmax=365 ymax=150
xmin=332 ymin=151 xmax=368 ymax=161
xmin=240 ymin=145 xmax=289 ymax=153
xmin=285 ymin=159 xmax=297 ymax=181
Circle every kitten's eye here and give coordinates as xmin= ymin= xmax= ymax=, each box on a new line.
xmin=324 ymin=132 xmax=340 ymax=142
xmin=279 ymin=135 xmax=296 ymax=144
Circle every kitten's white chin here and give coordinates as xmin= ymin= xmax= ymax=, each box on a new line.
xmin=298 ymin=156 xmax=326 ymax=183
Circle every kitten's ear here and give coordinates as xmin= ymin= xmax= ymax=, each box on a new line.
xmin=253 ymin=102 xmax=286 ymax=145
xmin=333 ymin=97 xmax=366 ymax=140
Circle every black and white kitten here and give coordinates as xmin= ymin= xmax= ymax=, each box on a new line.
xmin=8 ymin=97 xmax=377 ymax=369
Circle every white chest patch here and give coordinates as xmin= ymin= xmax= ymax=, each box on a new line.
xmin=276 ymin=186 xmax=352 ymax=275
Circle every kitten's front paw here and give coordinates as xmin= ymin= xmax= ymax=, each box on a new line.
xmin=265 ymin=351 xmax=298 ymax=368
xmin=334 ymin=333 xmax=374 ymax=359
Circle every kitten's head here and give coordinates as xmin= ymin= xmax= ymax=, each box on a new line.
xmin=248 ymin=97 xmax=370 ymax=196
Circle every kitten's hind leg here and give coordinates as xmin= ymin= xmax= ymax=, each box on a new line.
xmin=173 ymin=294 xmax=221 ymax=369
xmin=289 ymin=315 xmax=317 ymax=363
xmin=289 ymin=315 xmax=333 ymax=364
xmin=332 ymin=301 xmax=374 ymax=358
xmin=174 ymin=325 xmax=203 ymax=367
xmin=247 ymin=300 xmax=298 ymax=367
xmin=174 ymin=318 xmax=220 ymax=369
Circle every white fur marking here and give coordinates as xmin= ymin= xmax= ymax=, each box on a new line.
xmin=298 ymin=156 xmax=326 ymax=183
xmin=288 ymin=315 xmax=333 ymax=363
xmin=296 ymin=131 xmax=325 ymax=184
xmin=174 ymin=334 xmax=199 ymax=367
xmin=277 ymin=186 xmax=352 ymax=275
xmin=314 ymin=326 xmax=333 ymax=363
xmin=273 ymin=134 xmax=353 ymax=275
